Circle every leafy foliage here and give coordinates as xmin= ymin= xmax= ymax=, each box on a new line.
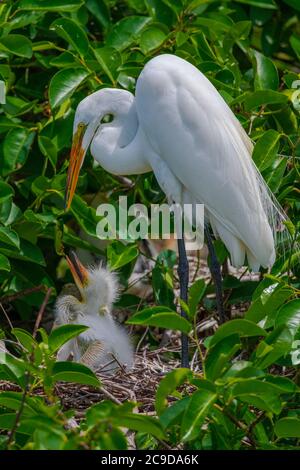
xmin=0 ymin=0 xmax=299 ymax=451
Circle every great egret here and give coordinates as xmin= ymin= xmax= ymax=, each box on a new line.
xmin=65 ymin=54 xmax=286 ymax=367
xmin=54 ymin=252 xmax=134 ymax=372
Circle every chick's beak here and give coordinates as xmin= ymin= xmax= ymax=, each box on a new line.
xmin=66 ymin=251 xmax=89 ymax=291
xmin=64 ymin=123 xmax=87 ymax=211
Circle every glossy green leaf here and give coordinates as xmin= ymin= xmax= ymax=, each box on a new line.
xmin=0 ymin=227 xmax=20 ymax=249
xmin=94 ymin=46 xmax=122 ymax=83
xmin=230 ymin=379 xmax=283 ymax=414
xmin=188 ymin=278 xmax=206 ymax=318
xmin=253 ymin=50 xmax=278 ymax=90
xmin=48 ymin=324 xmax=89 ymax=353
xmin=50 ymin=18 xmax=89 ymax=56
xmin=12 ymin=328 xmax=38 ymax=353
xmin=107 ymin=241 xmax=139 ymax=270
xmin=140 ymin=26 xmax=167 ymax=54
xmin=127 ymin=307 xmax=192 ymax=334
xmin=107 ymin=16 xmax=151 ymax=50
xmin=38 ymin=135 xmax=57 ymax=168
xmin=52 ymin=361 xmax=100 ymax=387
xmin=0 ymin=254 xmax=10 ymax=272
xmin=19 ymin=0 xmax=84 ymax=11
xmin=243 ymin=90 xmax=288 ymax=110
xmin=275 ymin=417 xmax=300 ymax=438
xmin=205 ymin=334 xmax=241 ymax=381
xmin=3 ymin=128 xmax=34 ymax=175
xmin=113 ymin=414 xmax=165 ymax=440
xmin=181 ymin=389 xmax=217 ymax=442
xmin=209 ymin=319 xmax=266 ymax=348
xmin=156 ymin=368 xmax=192 ymax=415
xmin=49 ymin=67 xmax=90 ymax=109
xmin=0 ymin=34 xmax=32 ymax=58
xmin=85 ymin=0 xmax=110 ymax=28
xmin=252 ymin=130 xmax=281 ymax=171
xmin=275 ymin=299 xmax=300 ymax=336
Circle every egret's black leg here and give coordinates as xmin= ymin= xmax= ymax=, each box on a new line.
xmin=205 ymin=227 xmax=226 ymax=324
xmin=177 ymin=237 xmax=189 ymax=368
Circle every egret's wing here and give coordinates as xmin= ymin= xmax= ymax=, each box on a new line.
xmin=136 ymin=55 xmax=280 ymax=268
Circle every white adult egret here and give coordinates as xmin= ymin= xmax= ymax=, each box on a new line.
xmin=54 ymin=252 xmax=134 ymax=373
xmin=65 ymin=54 xmax=286 ymax=367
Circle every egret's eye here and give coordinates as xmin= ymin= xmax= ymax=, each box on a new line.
xmin=101 ymin=113 xmax=114 ymax=124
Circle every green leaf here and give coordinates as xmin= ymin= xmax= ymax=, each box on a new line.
xmin=275 ymin=299 xmax=300 ymax=336
xmin=235 ymin=0 xmax=277 ymax=8
xmin=86 ymin=0 xmax=110 ymax=29
xmin=254 ymin=325 xmax=293 ymax=369
xmin=49 ymin=67 xmax=90 ymax=109
xmin=209 ymin=319 xmax=266 ymax=348
xmin=48 ymin=324 xmax=89 ymax=353
xmin=11 ymin=328 xmax=38 ymax=353
xmin=107 ymin=241 xmax=139 ymax=270
xmin=140 ymin=26 xmax=167 ymax=54
xmin=275 ymin=417 xmax=300 ymax=438
xmin=188 ymin=278 xmax=206 ymax=318
xmin=0 ymin=239 xmax=45 ymax=266
xmin=230 ymin=379 xmax=283 ymax=414
xmin=0 ymin=352 xmax=27 ymax=388
xmin=113 ymin=414 xmax=165 ymax=440
xmin=0 ymin=182 xmax=14 ymax=203
xmin=38 ymin=135 xmax=57 ymax=168
xmin=156 ymin=368 xmax=192 ymax=415
xmin=181 ymin=389 xmax=217 ymax=442
xmin=290 ymin=35 xmax=300 ymax=60
xmin=282 ymin=0 xmax=300 ymax=12
xmin=0 ymin=227 xmax=20 ymax=249
xmin=70 ymin=193 xmax=101 ymax=237
xmin=243 ymin=90 xmax=288 ymax=110
xmin=107 ymin=16 xmax=151 ymax=51
xmin=253 ymin=50 xmax=279 ymax=90
xmin=0 ymin=391 xmax=37 ymax=415
xmin=205 ymin=334 xmax=241 ymax=381
xmin=252 ymin=130 xmax=281 ymax=171
xmin=52 ymin=361 xmax=100 ymax=387
xmin=50 ymin=18 xmax=89 ymax=56
xmin=0 ymin=254 xmax=10 ymax=272
xmin=3 ymin=128 xmax=34 ymax=175
xmin=160 ymin=396 xmax=191 ymax=429
xmin=246 ymin=283 xmax=292 ymax=324
xmin=19 ymin=0 xmax=84 ymax=11
xmin=127 ymin=307 xmax=192 ymax=334
xmin=0 ymin=34 xmax=32 ymax=58
xmin=94 ymin=47 xmax=122 ymax=83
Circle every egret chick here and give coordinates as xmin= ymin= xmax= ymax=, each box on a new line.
xmin=54 ymin=252 xmax=134 ymax=373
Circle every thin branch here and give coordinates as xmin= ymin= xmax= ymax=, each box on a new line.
xmin=6 ymin=371 xmax=30 ymax=448
xmin=0 ymin=302 xmax=14 ymax=330
xmin=33 ymin=288 xmax=53 ymax=338
xmin=0 ymin=285 xmax=45 ymax=305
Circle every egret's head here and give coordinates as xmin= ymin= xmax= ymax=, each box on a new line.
xmin=65 ymin=251 xmax=119 ymax=316
xmin=64 ymin=88 xmax=135 ymax=210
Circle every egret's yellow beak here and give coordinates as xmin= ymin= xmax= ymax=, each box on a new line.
xmin=66 ymin=251 xmax=89 ymax=291
xmin=65 ymin=123 xmax=87 ymax=211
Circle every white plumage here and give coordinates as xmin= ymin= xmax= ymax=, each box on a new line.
xmin=65 ymin=54 xmax=287 ymax=271
xmin=54 ymin=258 xmax=134 ymax=373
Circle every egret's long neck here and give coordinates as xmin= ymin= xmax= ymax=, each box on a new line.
xmin=90 ymin=103 xmax=152 ymax=176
